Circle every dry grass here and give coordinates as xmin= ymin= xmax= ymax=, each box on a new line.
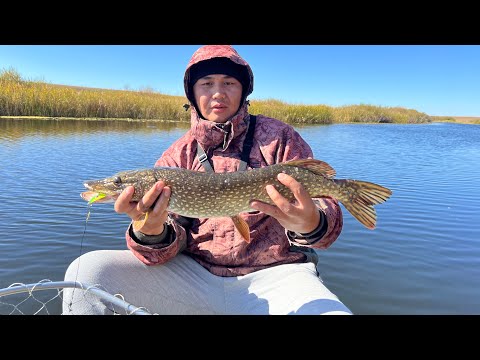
xmin=1 ymin=68 xmax=434 ymax=124
xmin=431 ymin=116 xmax=480 ymax=125
xmin=450 ymin=117 xmax=480 ymax=124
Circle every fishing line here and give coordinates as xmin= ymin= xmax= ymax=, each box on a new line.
xmin=70 ymin=193 xmax=106 ymax=304
xmin=67 ymin=203 xmax=93 ymax=309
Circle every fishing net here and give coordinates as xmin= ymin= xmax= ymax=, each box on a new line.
xmin=0 ymin=279 xmax=152 ymax=315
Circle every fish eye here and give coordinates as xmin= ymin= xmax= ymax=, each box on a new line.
xmin=113 ymin=176 xmax=122 ymax=187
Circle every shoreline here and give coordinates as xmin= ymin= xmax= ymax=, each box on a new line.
xmin=431 ymin=116 xmax=480 ymax=125
xmin=0 ymin=116 xmax=183 ymax=123
xmin=1 ymin=115 xmax=478 ymax=125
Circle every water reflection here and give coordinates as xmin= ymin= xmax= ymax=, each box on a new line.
xmin=0 ymin=117 xmax=191 ymax=142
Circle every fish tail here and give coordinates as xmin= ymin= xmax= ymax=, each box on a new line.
xmin=334 ymin=179 xmax=392 ymax=229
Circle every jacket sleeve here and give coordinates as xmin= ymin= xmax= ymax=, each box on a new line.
xmin=286 ymin=197 xmax=343 ymax=250
xmin=124 ymin=154 xmax=190 ymax=266
xmin=277 ymin=124 xmax=344 ymax=250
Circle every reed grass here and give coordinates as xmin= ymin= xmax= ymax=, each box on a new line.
xmin=1 ymin=68 xmax=432 ymax=124
xmin=432 ymin=116 xmax=480 ymax=124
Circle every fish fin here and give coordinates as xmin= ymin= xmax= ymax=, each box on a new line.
xmin=132 ymin=212 xmax=149 ymax=232
xmin=231 ymin=215 xmax=251 ymax=243
xmin=283 ymin=159 xmax=336 ymax=178
xmin=335 ymin=179 xmax=392 ymax=229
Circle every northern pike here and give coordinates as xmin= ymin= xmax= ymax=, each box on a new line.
xmin=81 ymin=159 xmax=392 ymax=243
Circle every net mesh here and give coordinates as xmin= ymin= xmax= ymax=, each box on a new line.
xmin=0 ymin=279 xmax=153 ymax=315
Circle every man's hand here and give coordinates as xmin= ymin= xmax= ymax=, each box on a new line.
xmin=114 ymin=181 xmax=171 ymax=235
xmin=249 ymin=173 xmax=320 ymax=234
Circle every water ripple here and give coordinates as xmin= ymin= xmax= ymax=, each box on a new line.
xmin=2 ymin=120 xmax=480 ymax=314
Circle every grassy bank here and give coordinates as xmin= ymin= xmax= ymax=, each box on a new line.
xmin=1 ymin=68 xmax=433 ymax=124
xmin=432 ymin=116 xmax=480 ymax=125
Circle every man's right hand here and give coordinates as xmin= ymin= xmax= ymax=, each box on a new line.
xmin=114 ymin=181 xmax=171 ymax=235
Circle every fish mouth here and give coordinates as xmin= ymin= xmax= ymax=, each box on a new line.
xmin=81 ymin=182 xmax=118 ymax=203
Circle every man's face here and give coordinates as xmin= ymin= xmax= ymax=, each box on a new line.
xmin=193 ymin=74 xmax=243 ymax=123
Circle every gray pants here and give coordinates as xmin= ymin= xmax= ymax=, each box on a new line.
xmin=62 ymin=250 xmax=352 ymax=315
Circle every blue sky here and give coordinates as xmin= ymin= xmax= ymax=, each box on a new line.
xmin=1 ymin=45 xmax=479 ymax=117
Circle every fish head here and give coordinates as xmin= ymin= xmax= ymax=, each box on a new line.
xmin=81 ymin=169 xmax=156 ymax=203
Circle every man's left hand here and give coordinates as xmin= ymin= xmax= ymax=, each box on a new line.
xmin=249 ymin=173 xmax=320 ymax=234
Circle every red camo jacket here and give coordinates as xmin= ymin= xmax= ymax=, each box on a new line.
xmin=125 ymin=45 xmax=343 ymax=276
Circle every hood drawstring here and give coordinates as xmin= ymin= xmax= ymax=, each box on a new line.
xmin=215 ymin=122 xmax=232 ymax=150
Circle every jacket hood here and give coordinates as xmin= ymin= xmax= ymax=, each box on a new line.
xmin=184 ymin=45 xmax=255 ymax=155
xmin=184 ymin=45 xmax=254 ymax=114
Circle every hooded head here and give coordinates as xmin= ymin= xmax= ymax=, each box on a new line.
xmin=184 ymin=45 xmax=254 ymax=120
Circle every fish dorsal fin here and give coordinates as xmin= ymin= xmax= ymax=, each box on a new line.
xmin=231 ymin=215 xmax=251 ymax=243
xmin=282 ymin=159 xmax=336 ymax=178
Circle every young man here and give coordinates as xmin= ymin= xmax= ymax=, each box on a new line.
xmin=63 ymin=45 xmax=352 ymax=315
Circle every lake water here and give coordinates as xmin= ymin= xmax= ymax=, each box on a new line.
xmin=1 ymin=118 xmax=479 ymax=315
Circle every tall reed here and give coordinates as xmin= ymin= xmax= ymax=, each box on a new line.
xmin=0 ymin=68 xmax=432 ymax=124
